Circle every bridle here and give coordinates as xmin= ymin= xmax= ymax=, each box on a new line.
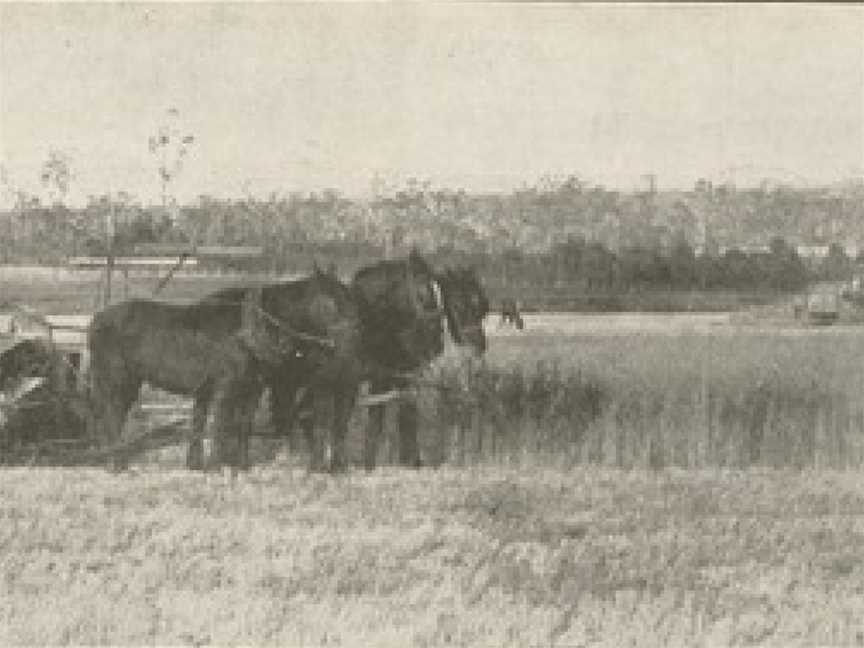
xmin=435 ymin=270 xmax=487 ymax=348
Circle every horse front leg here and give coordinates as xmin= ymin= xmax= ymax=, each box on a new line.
xmin=397 ymin=392 xmax=422 ymax=468
xmin=270 ymin=381 xmax=304 ymax=454
xmin=211 ymin=373 xmax=260 ymax=473
xmin=235 ymin=386 xmax=260 ymax=472
xmin=364 ymin=402 xmax=385 ymax=471
xmin=297 ymin=403 xmax=315 ymax=466
xmin=363 ymin=377 xmax=391 ymax=471
xmin=329 ymin=383 xmax=358 ymax=473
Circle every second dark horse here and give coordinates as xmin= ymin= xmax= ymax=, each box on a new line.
xmin=261 ymin=252 xmax=489 ymax=468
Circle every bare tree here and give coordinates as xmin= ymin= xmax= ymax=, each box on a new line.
xmin=148 ymin=107 xmax=195 ymax=224
xmin=40 ymin=150 xmax=73 ymax=206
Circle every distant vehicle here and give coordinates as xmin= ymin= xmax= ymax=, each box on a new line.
xmin=806 ymin=290 xmax=840 ymax=325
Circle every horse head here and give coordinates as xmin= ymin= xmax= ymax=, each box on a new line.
xmin=436 ymin=265 xmax=489 ymax=355
xmin=352 ymin=250 xmax=446 ymax=372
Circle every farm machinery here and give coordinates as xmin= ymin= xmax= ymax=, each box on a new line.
xmin=0 ymin=304 xmax=195 ymax=467
xmin=0 ymin=250 xmax=228 ymax=466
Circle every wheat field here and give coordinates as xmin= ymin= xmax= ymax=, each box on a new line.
xmin=2 ymin=464 xmax=864 ymax=646
xmin=422 ymin=319 xmax=864 ymax=471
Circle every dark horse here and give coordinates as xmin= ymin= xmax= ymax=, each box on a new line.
xmin=358 ymin=262 xmax=489 ymax=468
xmin=86 ymin=269 xmax=363 ymax=471
xmin=263 ymin=252 xmax=489 ymax=468
xmin=500 ymin=298 xmax=525 ymax=330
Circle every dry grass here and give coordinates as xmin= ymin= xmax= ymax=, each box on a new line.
xmin=2 ymin=465 xmax=864 ymax=646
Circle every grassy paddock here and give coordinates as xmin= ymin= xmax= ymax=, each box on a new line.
xmin=2 ymin=465 xmax=863 ymax=646
xmin=416 ymin=329 xmax=864 ymax=471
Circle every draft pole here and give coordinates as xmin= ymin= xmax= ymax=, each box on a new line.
xmin=104 ymin=200 xmax=116 ymax=308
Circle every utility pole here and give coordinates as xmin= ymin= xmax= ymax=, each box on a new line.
xmin=371 ymin=174 xmax=392 ymax=259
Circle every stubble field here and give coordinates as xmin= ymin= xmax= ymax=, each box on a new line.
xmin=3 ymin=465 xmax=864 ymax=646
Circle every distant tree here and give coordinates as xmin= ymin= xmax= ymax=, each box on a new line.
xmin=718 ymin=249 xmax=756 ymax=290
xmin=765 ymin=236 xmax=807 ymax=291
xmin=668 ymin=233 xmax=697 ymax=289
xmin=618 ymin=246 xmax=669 ymax=291
xmin=818 ymin=243 xmax=851 ymax=282
xmin=580 ymin=242 xmax=615 ymax=290
xmin=551 ymin=234 xmax=585 ymax=283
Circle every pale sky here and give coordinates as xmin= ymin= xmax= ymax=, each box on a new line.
xmin=1 ymin=3 xmax=863 ymax=206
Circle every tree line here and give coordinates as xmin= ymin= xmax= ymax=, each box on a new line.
xmin=1 ymin=176 xmax=860 ymax=301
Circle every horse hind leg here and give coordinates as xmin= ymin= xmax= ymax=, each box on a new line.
xmin=232 ymin=389 xmax=258 ymax=472
xmin=88 ymin=351 xmax=138 ymax=444
xmin=88 ymin=376 xmax=140 ymax=470
xmin=99 ymin=384 xmax=140 ymax=471
xmin=297 ymin=407 xmax=315 ymax=467
xmin=363 ymin=402 xmax=385 ymax=471
xmin=186 ymin=392 xmax=212 ymax=471
xmin=307 ymin=390 xmax=335 ymax=473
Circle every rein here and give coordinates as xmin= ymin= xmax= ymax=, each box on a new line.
xmin=203 ymin=292 xmax=337 ymax=352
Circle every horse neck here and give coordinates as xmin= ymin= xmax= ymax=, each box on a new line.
xmin=352 ymin=265 xmax=408 ymax=317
